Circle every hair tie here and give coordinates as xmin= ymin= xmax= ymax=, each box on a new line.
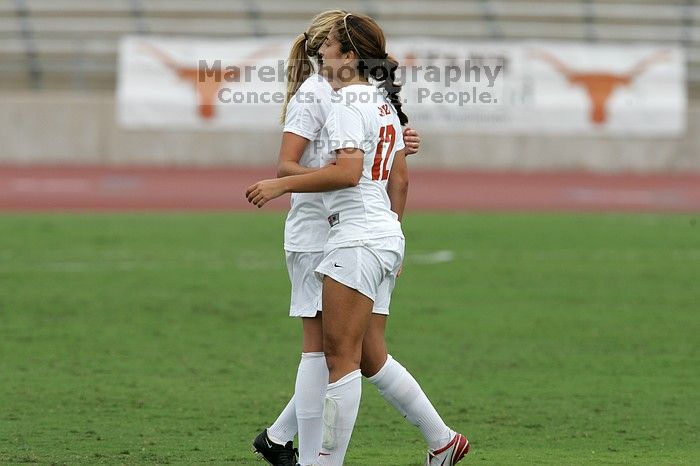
xmin=382 ymin=52 xmax=388 ymax=59
xmin=302 ymin=31 xmax=310 ymax=55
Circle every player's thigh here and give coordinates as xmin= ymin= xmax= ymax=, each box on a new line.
xmin=317 ymin=242 xmax=395 ymax=362
xmin=321 ymin=276 xmax=374 ymax=361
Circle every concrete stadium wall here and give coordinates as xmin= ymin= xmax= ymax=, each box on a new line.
xmin=2 ymin=91 xmax=700 ymax=173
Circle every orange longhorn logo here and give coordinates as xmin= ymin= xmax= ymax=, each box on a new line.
xmin=141 ymin=43 xmax=281 ymax=120
xmin=531 ymin=49 xmax=671 ymax=124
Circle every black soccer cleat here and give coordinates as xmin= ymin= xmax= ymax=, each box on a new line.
xmin=252 ymin=429 xmax=298 ymax=466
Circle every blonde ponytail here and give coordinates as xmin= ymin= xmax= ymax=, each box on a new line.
xmin=280 ymin=33 xmax=313 ymax=124
xmin=280 ymin=10 xmax=347 ymax=124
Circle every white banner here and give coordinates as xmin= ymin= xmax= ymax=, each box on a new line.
xmin=117 ymin=36 xmax=686 ymax=135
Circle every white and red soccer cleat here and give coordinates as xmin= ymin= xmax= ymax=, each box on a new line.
xmin=425 ymin=433 xmax=470 ymax=466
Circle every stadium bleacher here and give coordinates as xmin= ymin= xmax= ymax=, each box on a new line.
xmin=1 ymin=0 xmax=699 ymax=93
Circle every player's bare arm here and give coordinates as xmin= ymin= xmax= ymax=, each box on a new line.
xmin=247 ymin=148 xmax=363 ymax=207
xmin=276 ymin=132 xmax=318 ymax=178
xmin=386 ymin=149 xmax=409 ymax=222
xmin=387 ymin=149 xmax=409 ymax=277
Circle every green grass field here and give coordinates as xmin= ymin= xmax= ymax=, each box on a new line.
xmin=1 ymin=213 xmax=699 ymax=465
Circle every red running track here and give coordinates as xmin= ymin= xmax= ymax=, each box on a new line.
xmin=1 ymin=165 xmax=699 ymax=212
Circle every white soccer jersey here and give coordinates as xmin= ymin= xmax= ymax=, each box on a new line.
xmin=322 ymin=84 xmax=406 ymax=244
xmin=283 ymin=74 xmax=333 ymax=252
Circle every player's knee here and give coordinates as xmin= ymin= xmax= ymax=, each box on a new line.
xmin=324 ymin=352 xmax=355 ymax=374
xmin=360 ymin=352 xmax=386 ymax=377
xmin=360 ymin=360 xmax=377 ymax=378
xmin=324 ymin=344 xmax=361 ymax=372
xmin=360 ymin=337 xmax=387 ymax=376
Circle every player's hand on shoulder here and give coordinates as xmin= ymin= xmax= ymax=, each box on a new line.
xmin=403 ymin=126 xmax=420 ymax=156
xmin=246 ymin=179 xmax=286 ymax=208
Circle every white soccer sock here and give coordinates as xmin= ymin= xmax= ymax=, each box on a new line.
xmin=267 ymin=395 xmax=297 ymax=445
xmin=317 ymin=369 xmax=362 ymax=466
xmin=367 ymin=355 xmax=454 ymax=450
xmin=295 ymin=351 xmax=329 ymax=465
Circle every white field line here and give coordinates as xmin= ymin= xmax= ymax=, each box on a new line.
xmin=409 ymin=250 xmax=456 ymax=264
xmin=408 ymin=249 xmax=700 ymax=264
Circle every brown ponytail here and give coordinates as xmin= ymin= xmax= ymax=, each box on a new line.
xmin=374 ymin=54 xmax=407 ymax=126
xmin=333 ymin=14 xmax=409 ymax=125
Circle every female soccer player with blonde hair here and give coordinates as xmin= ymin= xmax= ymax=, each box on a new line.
xmin=250 ymin=11 xmax=467 ymax=466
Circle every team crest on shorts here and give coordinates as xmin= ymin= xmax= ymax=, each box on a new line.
xmin=328 ymin=212 xmax=340 ymax=227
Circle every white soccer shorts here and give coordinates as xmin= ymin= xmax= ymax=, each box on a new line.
xmin=314 ymin=236 xmax=405 ymax=311
xmin=286 ymin=246 xmax=400 ymax=317
xmin=285 ymin=250 xmax=324 ymax=318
